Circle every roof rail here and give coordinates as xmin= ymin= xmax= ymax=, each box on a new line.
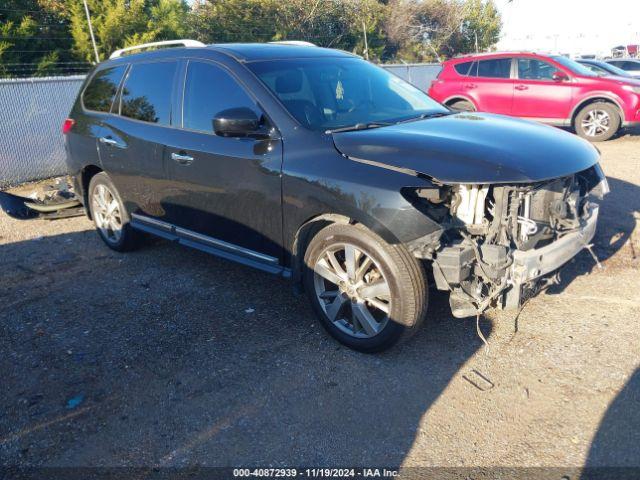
xmin=110 ymin=39 xmax=205 ymax=59
xmin=268 ymin=41 xmax=317 ymax=47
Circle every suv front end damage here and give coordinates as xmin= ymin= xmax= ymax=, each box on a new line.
xmin=409 ymin=164 xmax=609 ymax=318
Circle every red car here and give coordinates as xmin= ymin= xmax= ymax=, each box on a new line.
xmin=428 ymin=52 xmax=640 ymax=141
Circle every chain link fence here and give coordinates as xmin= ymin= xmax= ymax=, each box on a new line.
xmin=0 ymin=63 xmax=441 ymax=189
xmin=0 ymin=75 xmax=85 ymax=189
xmin=381 ymin=63 xmax=442 ymax=91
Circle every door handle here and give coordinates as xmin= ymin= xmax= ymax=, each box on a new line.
xmin=171 ymin=152 xmax=194 ymax=165
xmin=515 ymin=84 xmax=529 ymax=91
xmin=99 ymin=136 xmax=119 ymax=146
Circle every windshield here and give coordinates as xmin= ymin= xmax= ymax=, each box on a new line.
xmin=597 ymin=62 xmax=631 ymax=77
xmin=248 ymin=57 xmax=448 ymax=131
xmin=551 ymin=56 xmax=598 ymax=77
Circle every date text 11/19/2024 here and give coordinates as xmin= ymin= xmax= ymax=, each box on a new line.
xmin=232 ymin=468 xmax=399 ymax=478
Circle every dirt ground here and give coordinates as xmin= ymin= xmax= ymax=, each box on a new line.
xmin=1 ymin=130 xmax=639 ymax=475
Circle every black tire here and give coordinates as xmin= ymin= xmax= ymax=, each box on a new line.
xmin=303 ymin=223 xmax=428 ymax=353
xmin=88 ymin=172 xmax=142 ymax=252
xmin=448 ymin=100 xmax=476 ymax=112
xmin=574 ymin=102 xmax=620 ymax=142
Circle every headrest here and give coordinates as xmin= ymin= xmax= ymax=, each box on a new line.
xmin=275 ymin=70 xmax=303 ymax=94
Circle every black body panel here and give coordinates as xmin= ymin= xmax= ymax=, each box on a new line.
xmin=332 ymin=112 xmax=600 ymax=184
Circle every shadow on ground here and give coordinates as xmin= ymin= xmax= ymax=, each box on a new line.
xmin=0 ymin=174 xmax=637 ymax=469
xmin=582 ymin=368 xmax=640 ymax=480
xmin=0 ymin=226 xmax=491 ymax=468
xmin=547 ymin=176 xmax=639 ymax=295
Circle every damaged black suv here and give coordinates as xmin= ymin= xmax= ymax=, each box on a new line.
xmin=63 ymin=41 xmax=609 ymax=352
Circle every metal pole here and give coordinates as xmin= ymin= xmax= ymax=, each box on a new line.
xmin=362 ymin=20 xmax=369 ymax=61
xmin=83 ymin=0 xmax=100 ymax=64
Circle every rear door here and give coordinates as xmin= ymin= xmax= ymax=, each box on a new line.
xmin=161 ymin=59 xmax=283 ymax=261
xmin=97 ymin=60 xmax=180 ymax=217
xmin=470 ymin=57 xmax=514 ymax=114
xmin=512 ymin=57 xmax=575 ymax=120
xmin=67 ymin=65 xmax=127 ymax=181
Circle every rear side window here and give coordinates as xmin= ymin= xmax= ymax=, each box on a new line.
xmin=83 ymin=66 xmax=126 ymax=112
xmin=477 ymin=58 xmax=512 ymax=78
xmin=120 ymin=62 xmax=177 ymax=125
xmin=182 ymin=61 xmax=257 ymax=133
xmin=454 ymin=61 xmax=474 ymax=76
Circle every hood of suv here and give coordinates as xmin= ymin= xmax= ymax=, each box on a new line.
xmin=331 ymin=113 xmax=600 ymax=184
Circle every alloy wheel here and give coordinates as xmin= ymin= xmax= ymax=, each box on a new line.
xmin=581 ymin=109 xmax=611 ymax=137
xmin=313 ymin=243 xmax=391 ymax=338
xmin=91 ymin=184 xmax=123 ymax=244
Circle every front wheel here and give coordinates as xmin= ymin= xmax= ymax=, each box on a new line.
xmin=574 ymin=102 xmax=620 ymax=142
xmin=303 ymin=223 xmax=428 ymax=353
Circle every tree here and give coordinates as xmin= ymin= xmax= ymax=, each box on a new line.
xmin=384 ymin=0 xmax=501 ymax=62
xmin=188 ymin=0 xmax=388 ymax=60
xmin=66 ymin=0 xmax=188 ymax=63
xmin=187 ymin=0 xmax=279 ymax=44
xmin=0 ymin=0 xmax=77 ymax=77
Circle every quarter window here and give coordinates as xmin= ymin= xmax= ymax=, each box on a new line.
xmin=517 ymin=58 xmax=557 ymax=81
xmin=477 ymin=58 xmax=512 ymax=78
xmin=183 ymin=61 xmax=257 ymax=133
xmin=120 ymin=62 xmax=177 ymax=125
xmin=454 ymin=61 xmax=474 ymax=76
xmin=83 ymin=66 xmax=127 ymax=112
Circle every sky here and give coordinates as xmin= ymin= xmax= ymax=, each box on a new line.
xmin=495 ymin=0 xmax=640 ymax=57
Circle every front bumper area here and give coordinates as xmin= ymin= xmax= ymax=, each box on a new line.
xmin=505 ymin=203 xmax=599 ymax=307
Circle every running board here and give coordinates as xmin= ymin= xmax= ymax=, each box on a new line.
xmin=130 ymin=213 xmax=290 ymax=278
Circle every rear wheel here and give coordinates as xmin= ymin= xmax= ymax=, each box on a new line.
xmin=88 ymin=172 xmax=142 ymax=252
xmin=303 ymin=223 xmax=427 ymax=353
xmin=447 ymin=99 xmax=476 ymax=112
xmin=574 ymin=102 xmax=620 ymax=142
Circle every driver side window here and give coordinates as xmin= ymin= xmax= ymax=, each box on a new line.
xmin=182 ymin=61 xmax=259 ymax=133
xmin=517 ymin=58 xmax=556 ymax=81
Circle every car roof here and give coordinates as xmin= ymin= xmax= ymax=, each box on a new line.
xmin=445 ymin=51 xmax=550 ymax=64
xmin=209 ymin=43 xmax=357 ymax=62
xmin=102 ymin=42 xmax=357 ymax=66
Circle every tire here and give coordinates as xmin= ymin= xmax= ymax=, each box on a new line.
xmin=303 ymin=223 xmax=428 ymax=353
xmin=448 ymin=100 xmax=476 ymax=112
xmin=574 ymin=102 xmax=620 ymax=142
xmin=88 ymin=172 xmax=142 ymax=252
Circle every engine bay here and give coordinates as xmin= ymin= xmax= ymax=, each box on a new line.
xmin=412 ymin=164 xmax=609 ymax=318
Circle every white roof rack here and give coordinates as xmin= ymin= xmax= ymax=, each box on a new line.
xmin=268 ymin=41 xmax=317 ymax=47
xmin=110 ymin=39 xmax=205 ymax=59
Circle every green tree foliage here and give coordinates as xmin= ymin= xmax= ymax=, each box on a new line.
xmin=0 ymin=0 xmax=501 ymax=77
xmin=385 ymin=0 xmax=501 ymax=62
xmin=0 ymin=0 xmax=76 ymax=77
xmin=189 ymin=0 xmax=388 ymax=59
xmin=67 ymin=0 xmax=189 ymax=63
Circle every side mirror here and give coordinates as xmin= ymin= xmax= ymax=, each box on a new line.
xmin=552 ymin=70 xmax=569 ymax=82
xmin=213 ymin=107 xmax=260 ymax=137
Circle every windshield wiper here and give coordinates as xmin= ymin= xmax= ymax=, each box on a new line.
xmin=396 ymin=111 xmax=454 ymax=124
xmin=325 ymin=122 xmax=392 ymax=134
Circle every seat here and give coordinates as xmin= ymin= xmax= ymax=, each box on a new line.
xmin=275 ymin=71 xmax=323 ymax=129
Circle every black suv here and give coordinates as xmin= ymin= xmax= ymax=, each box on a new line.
xmin=64 ymin=41 xmax=608 ymax=352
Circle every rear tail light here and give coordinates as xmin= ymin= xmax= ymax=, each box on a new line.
xmin=62 ymin=118 xmax=75 ymax=135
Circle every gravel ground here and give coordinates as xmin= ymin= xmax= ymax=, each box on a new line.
xmin=1 ymin=130 xmax=639 ymax=474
